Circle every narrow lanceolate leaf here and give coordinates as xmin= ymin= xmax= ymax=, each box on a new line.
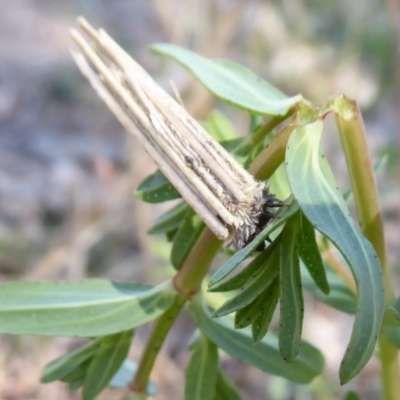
xmin=234 ymin=290 xmax=269 ymax=330
xmin=190 ymin=300 xmax=324 ymax=383
xmin=235 ymin=276 xmax=279 ymax=330
xmin=41 ymin=339 xmax=100 ymax=383
xmin=69 ymin=378 xmax=85 ymax=392
xmin=279 ymin=214 xmax=304 ymax=363
xmin=213 ymin=244 xmax=279 ymax=317
xmin=214 ymin=368 xmax=242 ymax=400
xmin=61 ymin=359 xmax=91 ymax=385
xmin=209 ymin=239 xmax=279 ymax=292
xmin=286 ymin=120 xmax=385 ymax=383
xmin=134 ymin=170 xmax=181 ymax=203
xmin=209 ymin=233 xmax=280 ymax=293
xmin=82 ymin=330 xmax=134 ymax=400
xmin=0 ymin=280 xmax=174 ymax=337
xmin=185 ymin=335 xmax=218 ymax=400
xmin=148 ymin=202 xmax=189 ymax=235
xmin=151 ymin=44 xmax=303 ymax=116
xmin=208 ymin=250 xmax=267 ymax=293
xmin=297 ymin=212 xmax=329 ymax=294
xmin=208 ymin=197 xmax=298 ymax=288
xmin=171 ymin=209 xmax=205 ymax=270
xmin=252 ymin=278 xmax=280 ymax=342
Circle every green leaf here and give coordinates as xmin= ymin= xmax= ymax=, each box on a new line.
xmin=185 ymin=335 xmax=218 ymax=400
xmin=343 ymin=391 xmax=361 ymax=400
xmin=208 ymin=197 xmax=298 ymax=288
xmin=41 ymin=339 xmax=99 ymax=383
xmin=209 ymin=233 xmax=281 ymax=293
xmin=286 ymin=120 xmax=385 ymax=383
xmin=202 ymin=110 xmax=238 ymax=141
xmin=83 ymin=330 xmax=134 ymax=400
xmin=208 ymin=258 xmax=263 ymax=293
xmin=0 ymin=280 xmax=175 ymax=336
xmin=279 ymin=214 xmax=304 ymax=363
xmin=251 ymin=278 xmax=280 ymax=342
xmin=151 ymin=44 xmax=303 ymax=116
xmin=171 ymin=209 xmax=205 ymax=270
xmin=165 ymin=228 xmax=178 ymax=242
xmin=148 ymin=202 xmax=189 ymax=235
xmin=61 ymin=359 xmax=91 ymax=384
xmin=213 ymin=244 xmax=279 ymax=317
xmin=134 ymin=170 xmax=180 ymax=203
xmin=233 ymin=309 xmax=254 ymax=330
xmin=297 ymin=212 xmax=329 ymax=294
xmin=109 ymin=359 xmax=157 ymax=396
xmin=69 ymin=379 xmax=85 ymax=392
xmin=234 ymin=277 xmax=279 ymax=330
xmin=214 ymin=368 xmax=242 ymax=400
xmin=190 ymin=300 xmax=324 ymax=384
xmin=301 ymin=263 xmax=356 ymax=314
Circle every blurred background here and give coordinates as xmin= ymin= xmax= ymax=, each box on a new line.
xmin=0 ymin=0 xmax=399 ymax=399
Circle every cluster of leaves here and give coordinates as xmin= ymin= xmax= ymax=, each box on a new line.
xmin=0 ymin=43 xmax=399 ymax=400
xmin=140 ymin=44 xmax=385 ymax=384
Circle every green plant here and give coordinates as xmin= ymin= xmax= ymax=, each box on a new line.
xmin=0 ymin=26 xmax=399 ymax=400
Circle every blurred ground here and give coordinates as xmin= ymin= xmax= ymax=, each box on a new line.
xmin=0 ymin=1 xmax=399 ymax=399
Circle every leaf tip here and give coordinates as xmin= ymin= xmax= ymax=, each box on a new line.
xmin=339 ymin=359 xmax=357 ymax=385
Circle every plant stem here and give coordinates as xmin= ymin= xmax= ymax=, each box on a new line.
xmin=130 ymin=294 xmax=187 ymax=393
xmin=333 ymin=96 xmax=387 ymax=273
xmin=332 ymin=94 xmax=399 ymax=400
xmin=249 ymin=119 xmax=296 ymax=180
xmin=173 ymin=229 xmax=221 ymax=296
xmin=379 ymin=333 xmax=400 ymax=400
xmin=251 ymin=112 xmax=293 ymax=146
